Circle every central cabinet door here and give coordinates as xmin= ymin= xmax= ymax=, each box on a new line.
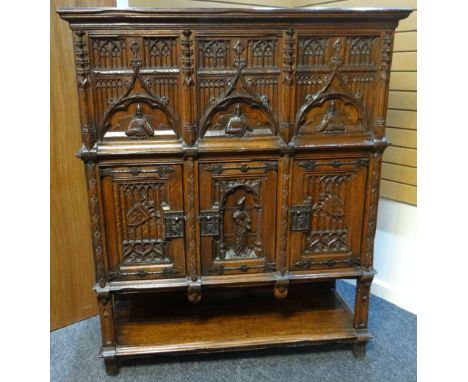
xmin=199 ymin=159 xmax=278 ymax=276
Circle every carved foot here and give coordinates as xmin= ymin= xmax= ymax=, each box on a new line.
xmin=188 ymin=284 xmax=202 ymax=304
xmin=352 ymin=342 xmax=367 ymax=358
xmin=104 ymin=358 xmax=120 ymax=376
xmin=274 ymin=278 xmax=289 ymax=300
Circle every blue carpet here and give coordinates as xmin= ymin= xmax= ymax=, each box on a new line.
xmin=51 ymin=281 xmax=416 ymax=381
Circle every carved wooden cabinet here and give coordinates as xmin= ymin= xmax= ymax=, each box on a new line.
xmin=58 ymin=7 xmax=411 ymax=376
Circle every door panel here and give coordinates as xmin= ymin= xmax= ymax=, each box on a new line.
xmin=199 ymin=160 xmax=278 ymax=276
xmin=100 ymin=162 xmax=186 ymax=280
xmin=290 ymin=157 xmax=368 ymax=271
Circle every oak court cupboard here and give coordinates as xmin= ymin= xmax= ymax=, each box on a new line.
xmin=58 ymin=7 xmax=411 ymax=375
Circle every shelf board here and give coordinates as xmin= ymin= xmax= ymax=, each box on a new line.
xmin=114 ymin=283 xmax=362 ymax=357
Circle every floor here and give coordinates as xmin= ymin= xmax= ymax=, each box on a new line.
xmin=50 ymin=281 xmax=416 ymax=382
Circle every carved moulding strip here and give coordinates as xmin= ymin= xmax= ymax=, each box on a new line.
xmin=108 ymin=267 xmax=180 ymax=280
xmin=100 ymin=165 xmax=175 ymax=178
xmin=198 ymin=61 xmax=278 ymax=138
xmin=86 ymin=161 xmax=106 ymax=288
xmin=364 ymin=153 xmax=382 ymax=267
xmin=294 ymin=257 xmax=359 ymax=270
xmin=207 ymin=262 xmax=275 ymax=275
xmin=282 ymin=29 xmax=295 ymax=85
xmin=185 ymin=157 xmax=198 ymax=283
xmin=99 ymin=42 xmax=180 ymax=140
xmin=298 ymin=159 xmax=368 ymax=171
xmin=205 ymin=162 xmax=278 ymax=175
xmin=378 ymin=30 xmax=393 ymax=83
xmin=278 ymin=155 xmax=290 ymax=275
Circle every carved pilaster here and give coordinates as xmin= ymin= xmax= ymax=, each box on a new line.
xmin=184 ymin=157 xmax=199 ymax=286
xmin=181 ymin=30 xmax=196 ymax=145
xmin=277 ymin=156 xmax=291 ymax=276
xmin=281 ymin=29 xmax=296 ymax=142
xmin=374 ymin=30 xmax=394 ymax=138
xmin=364 ymin=153 xmax=383 ymax=267
xmin=73 ymin=31 xmax=96 ymax=150
xmin=353 ymin=272 xmax=374 ymax=330
xmin=86 ymin=161 xmax=107 ymax=288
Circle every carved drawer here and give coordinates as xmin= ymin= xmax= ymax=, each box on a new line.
xmin=198 ymin=159 xmax=278 ymax=276
xmin=196 ymin=33 xmax=281 ymax=143
xmin=99 ymin=162 xmax=186 ymax=281
xmin=289 ymin=157 xmax=368 ymax=272
xmin=88 ymin=34 xmax=182 ymax=145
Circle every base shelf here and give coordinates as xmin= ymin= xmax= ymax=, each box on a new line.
xmin=113 ymin=283 xmax=365 ymax=358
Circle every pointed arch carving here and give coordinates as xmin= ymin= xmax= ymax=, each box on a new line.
xmin=199 ymin=62 xmax=278 ymax=138
xmin=100 ymin=57 xmax=180 ymax=140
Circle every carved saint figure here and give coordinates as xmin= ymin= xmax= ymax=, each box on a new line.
xmin=125 ymin=104 xmax=154 ymax=139
xmin=316 ymin=100 xmax=345 ymax=133
xmin=224 ymin=103 xmax=253 ymax=137
xmin=225 ymin=196 xmax=256 ymax=259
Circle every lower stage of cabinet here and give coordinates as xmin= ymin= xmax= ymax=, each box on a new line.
xmin=104 ymin=282 xmax=370 ymax=375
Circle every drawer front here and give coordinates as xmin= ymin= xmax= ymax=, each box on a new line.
xmin=89 ymin=34 xmax=182 ymax=144
xmin=100 ymin=162 xmax=186 ymax=280
xmin=196 ymin=33 xmax=281 ymax=141
xmin=289 ymin=157 xmax=368 ymax=271
xmin=199 ymin=159 xmax=278 ymax=276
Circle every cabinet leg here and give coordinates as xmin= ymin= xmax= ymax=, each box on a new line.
xmin=104 ymin=358 xmax=120 ymax=376
xmin=352 ymin=341 xmax=367 ymax=358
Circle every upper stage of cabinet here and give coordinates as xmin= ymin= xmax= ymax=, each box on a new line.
xmin=58 ymin=8 xmax=411 ymax=156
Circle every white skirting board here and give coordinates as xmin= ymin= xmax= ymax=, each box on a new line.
xmin=346 ymin=198 xmax=417 ymax=315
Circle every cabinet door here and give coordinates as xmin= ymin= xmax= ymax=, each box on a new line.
xmin=199 ymin=160 xmax=278 ymax=276
xmin=100 ymin=163 xmax=186 ymax=280
xmin=289 ymin=158 xmax=368 ymax=271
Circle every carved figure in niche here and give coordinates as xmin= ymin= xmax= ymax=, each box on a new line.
xmin=125 ymin=104 xmax=154 ymax=139
xmin=221 ymin=103 xmax=254 ymax=137
xmin=226 ymin=196 xmax=256 ymax=259
xmin=315 ymin=100 xmax=345 ymax=134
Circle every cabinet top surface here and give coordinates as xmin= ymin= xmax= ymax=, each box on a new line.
xmin=58 ymin=7 xmax=411 ymax=24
